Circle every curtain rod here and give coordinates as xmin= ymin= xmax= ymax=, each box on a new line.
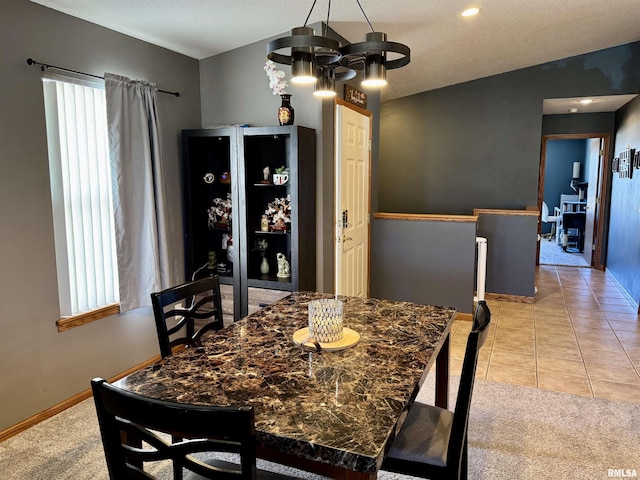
xmin=26 ymin=58 xmax=180 ymax=97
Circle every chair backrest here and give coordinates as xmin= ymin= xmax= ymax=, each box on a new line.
xmin=542 ymin=201 xmax=550 ymax=222
xmin=151 ymin=276 xmax=224 ymax=358
xmin=91 ymin=378 xmax=257 ymax=480
xmin=448 ymin=300 xmax=491 ymax=472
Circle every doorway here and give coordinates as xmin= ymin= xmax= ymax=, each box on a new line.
xmin=537 ymin=133 xmax=610 ymax=270
xmin=334 ymin=101 xmax=372 ymax=297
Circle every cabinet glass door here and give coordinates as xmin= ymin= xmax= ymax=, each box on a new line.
xmin=242 ymin=132 xmax=294 ymax=290
xmin=182 ymin=132 xmax=235 ymax=284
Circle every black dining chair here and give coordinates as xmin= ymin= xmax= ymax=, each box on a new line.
xmin=151 ymin=276 xmax=224 ymax=358
xmin=381 ymin=300 xmax=491 ymax=480
xmin=91 ymin=378 xmax=301 ymax=480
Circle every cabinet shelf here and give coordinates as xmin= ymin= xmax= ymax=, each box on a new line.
xmin=247 ymin=277 xmax=294 ymax=290
xmin=252 ymin=183 xmax=288 ymax=188
xmin=253 ymin=230 xmax=289 ymax=235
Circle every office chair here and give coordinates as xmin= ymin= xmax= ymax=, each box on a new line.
xmin=542 ymin=201 xmax=560 ymax=241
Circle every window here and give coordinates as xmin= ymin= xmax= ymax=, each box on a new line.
xmin=42 ymin=75 xmax=119 ymax=323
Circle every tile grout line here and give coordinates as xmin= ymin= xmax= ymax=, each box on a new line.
xmin=583 ymin=269 xmax=640 ymax=385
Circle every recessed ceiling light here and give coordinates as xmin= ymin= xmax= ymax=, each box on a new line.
xmin=579 ymin=99 xmax=593 ymax=104
xmin=569 ymin=108 xmax=579 ymax=113
xmin=462 ymin=7 xmax=480 ymax=17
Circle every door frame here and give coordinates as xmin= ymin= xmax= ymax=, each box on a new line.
xmin=537 ymin=133 xmax=611 ymax=270
xmin=334 ymin=99 xmax=372 ymax=295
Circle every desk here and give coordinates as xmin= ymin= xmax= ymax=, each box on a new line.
xmin=116 ymin=291 xmax=456 ymax=479
xmin=562 ymin=212 xmax=586 ymax=252
xmin=562 ymin=200 xmax=586 ymax=212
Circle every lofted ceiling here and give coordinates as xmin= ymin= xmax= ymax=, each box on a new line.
xmin=30 ymin=0 xmax=640 ymax=104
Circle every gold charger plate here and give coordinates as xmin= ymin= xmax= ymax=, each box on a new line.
xmin=292 ymin=327 xmax=361 ymax=351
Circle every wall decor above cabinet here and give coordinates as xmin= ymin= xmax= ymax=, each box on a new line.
xmin=182 ymin=125 xmax=316 ymax=321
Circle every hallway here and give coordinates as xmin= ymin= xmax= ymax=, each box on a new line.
xmin=451 ymin=265 xmax=640 ymax=402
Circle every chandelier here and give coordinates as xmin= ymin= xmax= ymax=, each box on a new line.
xmin=266 ymin=0 xmax=410 ymax=97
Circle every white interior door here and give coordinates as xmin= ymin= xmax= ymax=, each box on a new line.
xmin=335 ymin=104 xmax=371 ymax=297
xmin=582 ymin=138 xmax=602 ymax=266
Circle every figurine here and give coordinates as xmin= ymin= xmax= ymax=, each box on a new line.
xmin=276 ymin=252 xmax=291 ymax=278
xmin=262 ymin=166 xmax=270 ymax=183
xmin=226 ymin=236 xmax=234 ymax=263
xmin=207 ymin=251 xmax=217 ymax=270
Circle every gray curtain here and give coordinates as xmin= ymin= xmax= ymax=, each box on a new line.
xmin=105 ymin=73 xmax=174 ymax=312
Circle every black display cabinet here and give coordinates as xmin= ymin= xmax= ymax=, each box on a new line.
xmin=182 ymin=126 xmax=316 ymax=321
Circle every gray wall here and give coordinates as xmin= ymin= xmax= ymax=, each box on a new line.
xmin=608 ymin=96 xmax=640 ymax=304
xmin=370 ymin=218 xmax=477 ymax=313
xmin=542 ymin=112 xmax=615 ymax=136
xmin=379 ymin=42 xmax=640 ymax=215
xmin=475 ymin=213 xmax=539 ymax=298
xmin=377 ymin=42 xmax=640 ymax=302
xmin=0 ymin=0 xmax=201 ymax=431
xmin=198 ymin=24 xmax=381 ymax=293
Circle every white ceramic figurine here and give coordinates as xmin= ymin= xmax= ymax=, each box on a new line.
xmin=276 ymin=252 xmax=291 ymax=278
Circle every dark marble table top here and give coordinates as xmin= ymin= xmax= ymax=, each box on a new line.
xmin=116 ymin=291 xmax=456 ymax=474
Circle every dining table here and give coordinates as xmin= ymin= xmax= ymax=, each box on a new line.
xmin=115 ymin=291 xmax=456 ymax=480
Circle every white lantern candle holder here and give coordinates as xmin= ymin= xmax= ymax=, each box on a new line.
xmin=308 ymin=299 xmax=344 ymax=343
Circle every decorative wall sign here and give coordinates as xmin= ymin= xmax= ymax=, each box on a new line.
xmin=344 ymin=84 xmax=367 ymax=109
xmin=612 ymin=157 xmax=620 ymax=173
xmin=619 ymin=148 xmax=632 ymax=179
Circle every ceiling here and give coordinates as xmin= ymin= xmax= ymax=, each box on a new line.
xmin=30 ymin=0 xmax=640 ymax=103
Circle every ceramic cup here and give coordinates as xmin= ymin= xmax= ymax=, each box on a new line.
xmin=273 ymin=173 xmax=289 ymax=185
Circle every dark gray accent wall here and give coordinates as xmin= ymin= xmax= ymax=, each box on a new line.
xmin=475 ymin=213 xmax=538 ymax=298
xmin=1 ymin=0 xmax=201 ymax=431
xmin=379 ymin=42 xmax=640 ymax=216
xmin=198 ymin=24 xmax=381 ymax=293
xmin=542 ymin=112 xmax=616 ymax=136
xmin=608 ymin=96 xmax=640 ymax=304
xmin=370 ymin=219 xmax=477 ymax=313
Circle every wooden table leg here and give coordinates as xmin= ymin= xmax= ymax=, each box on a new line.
xmin=435 ymin=333 xmax=450 ymax=409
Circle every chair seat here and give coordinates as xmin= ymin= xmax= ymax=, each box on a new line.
xmin=386 ymin=402 xmax=454 ymax=467
xmin=185 ymin=458 xmax=301 ymax=480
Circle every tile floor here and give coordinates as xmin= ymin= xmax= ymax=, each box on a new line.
xmin=449 ymin=265 xmax=640 ymax=403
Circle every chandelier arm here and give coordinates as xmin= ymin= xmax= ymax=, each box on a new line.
xmin=267 ymin=35 xmax=342 ymax=66
xmin=324 ymin=0 xmax=332 ymax=36
xmin=334 ymin=68 xmax=357 ymax=81
xmin=339 ymin=41 xmax=410 ymax=69
xmin=355 ymin=0 xmax=375 ymax=32
xmin=303 ymin=0 xmax=319 ymax=27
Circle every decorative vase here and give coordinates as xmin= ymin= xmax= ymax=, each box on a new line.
xmin=260 ymin=256 xmax=270 ymax=274
xmin=278 ymin=94 xmax=294 ymax=126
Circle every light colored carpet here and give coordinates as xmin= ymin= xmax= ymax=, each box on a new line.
xmin=539 ymin=238 xmax=589 ymax=267
xmin=2 ymin=376 xmax=639 ymax=479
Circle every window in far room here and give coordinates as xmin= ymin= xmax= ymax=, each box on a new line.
xmin=42 ymin=75 xmax=120 ymax=330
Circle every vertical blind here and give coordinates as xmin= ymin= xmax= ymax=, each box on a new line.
xmin=43 ymin=76 xmax=119 ymax=315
